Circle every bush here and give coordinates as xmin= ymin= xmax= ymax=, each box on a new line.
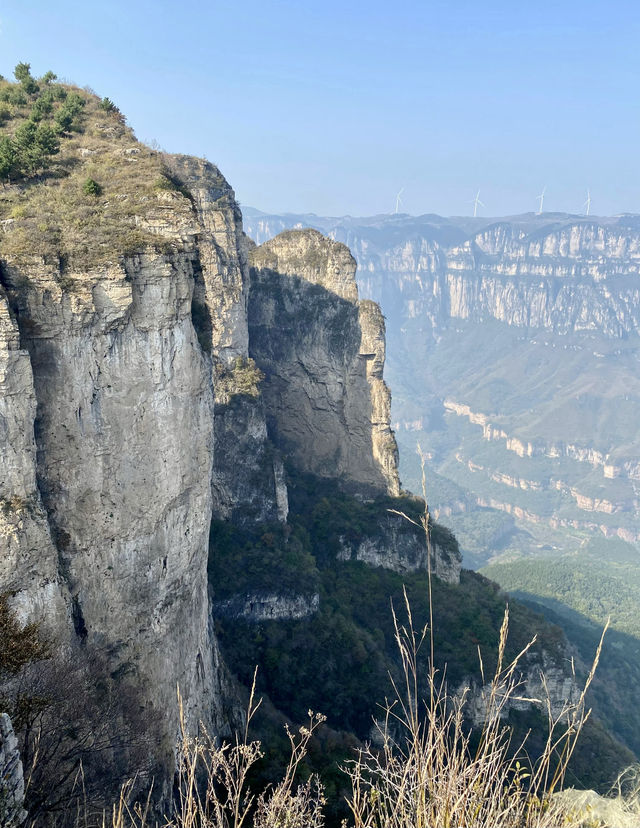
xmin=82 ymin=177 xmax=102 ymax=196
xmin=216 ymin=356 xmax=265 ymax=400
xmin=0 ymin=136 xmax=15 ymax=181
xmin=53 ymin=91 xmax=85 ymax=133
xmin=99 ymin=96 xmax=118 ymax=113
xmin=12 ymin=120 xmax=59 ymax=174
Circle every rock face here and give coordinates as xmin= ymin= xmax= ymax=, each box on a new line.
xmin=0 ymin=714 xmax=26 ymax=827
xmin=337 ymin=515 xmax=461 ymax=583
xmin=166 ymin=156 xmax=284 ymax=528
xmin=213 ymin=591 xmax=319 ymax=622
xmin=0 ymin=248 xmax=220 ymax=765
xmin=0 ymin=287 xmax=66 ymax=632
xmin=248 ymin=229 xmax=400 ymax=497
xmin=0 ymin=121 xmax=455 ymax=798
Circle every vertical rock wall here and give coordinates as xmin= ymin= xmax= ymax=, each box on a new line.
xmin=0 ymin=286 xmax=66 ymax=631
xmin=248 ymin=229 xmax=401 ymax=496
xmin=0 ymin=250 xmax=219 ymax=769
xmin=167 ymin=156 xmax=285 ymax=525
xmin=0 ymin=714 xmax=26 ymax=827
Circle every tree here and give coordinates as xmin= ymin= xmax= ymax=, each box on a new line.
xmin=0 ymin=137 xmax=16 ymax=182
xmin=13 ymin=63 xmax=31 ymax=84
xmin=82 ymin=177 xmax=102 ymax=196
xmin=29 ymin=91 xmax=54 ymax=121
xmin=13 ymin=63 xmax=38 ymax=96
xmin=53 ymin=92 xmax=84 ymax=134
xmin=99 ymin=97 xmax=118 ymax=113
xmin=0 ymin=594 xmax=155 ymax=821
xmin=13 ymin=120 xmax=59 ymax=175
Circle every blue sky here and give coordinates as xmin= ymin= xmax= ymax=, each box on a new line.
xmin=1 ymin=0 xmax=638 ymax=217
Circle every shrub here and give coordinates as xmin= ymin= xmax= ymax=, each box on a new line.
xmin=12 ymin=120 xmax=59 ymax=174
xmin=216 ymin=356 xmax=265 ymax=400
xmin=53 ymin=91 xmax=85 ymax=133
xmin=29 ymin=90 xmax=54 ymax=121
xmin=0 ymin=136 xmax=16 ymax=180
xmin=82 ymin=177 xmax=102 ymax=196
xmin=99 ymin=96 xmax=118 ymax=113
xmin=0 ymin=86 xmax=27 ymax=107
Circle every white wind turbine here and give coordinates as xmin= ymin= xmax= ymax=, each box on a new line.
xmin=394 ymin=187 xmax=405 ymax=214
xmin=536 ymin=186 xmax=547 ymax=215
xmin=583 ymin=189 xmax=592 ymax=216
xmin=470 ymin=190 xmax=485 ymax=217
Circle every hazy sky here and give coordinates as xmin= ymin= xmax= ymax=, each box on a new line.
xmin=1 ymin=0 xmax=638 ymax=217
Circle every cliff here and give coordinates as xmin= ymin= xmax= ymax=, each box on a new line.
xmin=248 ymin=229 xmax=400 ymax=497
xmin=0 ymin=80 xmax=446 ymax=798
xmin=1 ymin=73 xmax=632 ymax=813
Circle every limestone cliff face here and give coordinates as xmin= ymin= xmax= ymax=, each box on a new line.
xmin=243 ymin=212 xmax=640 ymax=340
xmin=248 ymin=229 xmax=400 ymax=497
xmin=358 ymin=300 xmax=401 ymax=495
xmin=0 ymin=288 xmax=66 ymax=632
xmin=372 ymin=221 xmax=640 ymax=338
xmin=337 ymin=516 xmax=461 ymax=583
xmin=242 ymin=211 xmax=640 ymax=559
xmin=165 ymin=156 xmax=285 ymax=527
xmin=0 ymin=713 xmax=26 ymax=827
xmin=0 ymin=249 xmax=220 ymax=761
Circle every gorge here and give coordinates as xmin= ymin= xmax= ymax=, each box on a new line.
xmin=0 ymin=72 xmax=636 ymax=823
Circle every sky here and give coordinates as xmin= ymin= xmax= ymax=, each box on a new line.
xmin=1 ymin=0 xmax=638 ymax=217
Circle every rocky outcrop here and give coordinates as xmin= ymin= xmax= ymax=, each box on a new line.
xmin=166 ymin=157 xmax=285 ymax=527
xmin=248 ymin=229 xmax=400 ymax=497
xmin=460 ymin=656 xmax=575 ymax=725
xmin=213 ymin=592 xmax=319 ymax=622
xmin=0 ymin=714 xmax=26 ymax=828
xmin=358 ymin=301 xmax=401 ymax=496
xmin=336 ymin=514 xmax=461 ymax=583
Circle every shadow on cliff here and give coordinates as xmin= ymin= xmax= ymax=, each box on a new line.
xmin=247 ymin=267 xmax=385 ymax=496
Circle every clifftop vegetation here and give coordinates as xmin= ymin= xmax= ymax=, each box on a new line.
xmin=0 ymin=63 xmax=192 ymax=271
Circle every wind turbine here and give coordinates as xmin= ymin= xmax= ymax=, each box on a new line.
xmin=583 ymin=189 xmax=592 ymax=216
xmin=536 ymin=186 xmax=546 ymax=215
xmin=469 ymin=190 xmax=485 ymax=218
xmin=394 ymin=187 xmax=404 ymax=214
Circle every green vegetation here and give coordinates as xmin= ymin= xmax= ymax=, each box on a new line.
xmin=483 ymin=550 xmax=640 ymax=640
xmin=97 ymin=614 xmax=610 ymax=828
xmin=82 ymin=176 xmax=102 ymax=196
xmin=208 ymin=466 xmax=626 ymax=826
xmin=0 ymin=62 xmax=194 ymax=270
xmin=482 ymin=549 xmax=640 ymax=759
xmin=215 ymin=356 xmax=265 ymax=400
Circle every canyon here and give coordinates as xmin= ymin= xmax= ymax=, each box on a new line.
xmin=1 ymin=77 xmax=635 ymax=821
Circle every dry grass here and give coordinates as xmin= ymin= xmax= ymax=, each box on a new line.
xmin=344 ymin=592 xmax=605 ymax=828
xmin=0 ymin=83 xmax=193 ymax=272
